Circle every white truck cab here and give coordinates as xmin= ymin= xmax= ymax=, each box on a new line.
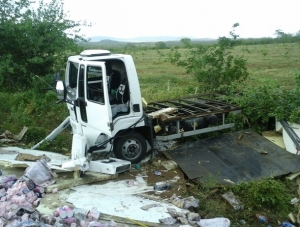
xmin=56 ymin=50 xmax=152 ymax=164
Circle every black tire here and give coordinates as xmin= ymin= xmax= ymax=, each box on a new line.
xmin=114 ymin=132 xmax=147 ymax=164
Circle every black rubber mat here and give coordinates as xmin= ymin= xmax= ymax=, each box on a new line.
xmin=166 ymin=128 xmax=300 ymax=184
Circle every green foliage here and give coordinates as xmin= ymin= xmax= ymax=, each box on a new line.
xmin=155 ymin=41 xmax=167 ymax=49
xmin=23 ymin=127 xmax=47 ymax=144
xmin=180 ymin=38 xmax=192 ymax=48
xmin=0 ymin=0 xmax=87 ymax=91
xmin=168 ymin=24 xmax=249 ymax=91
xmin=231 ymin=178 xmax=292 ymax=212
xmin=222 ymin=74 xmax=300 ymax=131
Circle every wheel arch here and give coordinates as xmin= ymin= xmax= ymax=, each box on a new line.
xmin=114 ymin=125 xmax=153 ymax=147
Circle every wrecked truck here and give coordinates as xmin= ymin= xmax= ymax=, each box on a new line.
xmin=33 ymin=49 xmax=241 ymax=170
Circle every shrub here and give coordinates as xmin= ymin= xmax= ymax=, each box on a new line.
xmin=231 ymin=178 xmax=292 ymax=212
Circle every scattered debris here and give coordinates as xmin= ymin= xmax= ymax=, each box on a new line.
xmin=256 ymin=214 xmax=268 ymax=224
xmin=167 ymin=208 xmax=187 ymax=218
xmin=154 ymin=170 xmax=161 ymax=176
xmin=140 ymin=203 xmax=163 ymax=210
xmin=126 ymin=179 xmax=138 ymax=186
xmin=24 ymin=158 xmax=56 ymax=187
xmin=163 ymin=207 xmax=200 ymax=226
xmin=159 ymin=216 xmax=177 ymax=225
xmin=0 ymin=147 xmax=70 ymax=170
xmin=286 ymin=171 xmax=300 ymax=180
xmin=222 ymin=178 xmax=235 ymax=184
xmin=170 ymin=194 xmax=200 ymax=209
xmin=0 ymin=126 xmax=28 ymax=143
xmin=197 ymin=217 xmax=231 ymax=227
xmin=153 ymin=140 xmax=177 ymax=151
xmin=222 ymin=191 xmax=244 ymax=210
xmin=16 ymin=153 xmax=49 ymax=161
xmin=280 ymin=221 xmax=296 ymax=227
xmin=288 ymin=212 xmax=296 ymax=223
xmin=285 ymin=172 xmax=300 ymax=226
xmin=134 ymin=164 xmax=141 ymax=170
xmin=291 ymin=197 xmax=299 ymax=205
xmin=161 ymin=160 xmax=178 ymax=170
xmin=154 ymin=181 xmax=172 ymax=191
xmin=238 ymin=134 xmax=244 ymax=140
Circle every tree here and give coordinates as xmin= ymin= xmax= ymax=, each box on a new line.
xmin=0 ymin=0 xmax=88 ymax=91
xmin=169 ymin=24 xmax=248 ymax=92
xmin=155 ymin=41 xmax=167 ymax=49
xmin=274 ymin=29 xmax=294 ymax=43
xmin=180 ymin=38 xmax=191 ymax=48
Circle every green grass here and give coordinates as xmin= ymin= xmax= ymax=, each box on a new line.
xmin=122 ymin=43 xmax=300 ymax=103
xmin=234 ymin=43 xmax=300 ymax=88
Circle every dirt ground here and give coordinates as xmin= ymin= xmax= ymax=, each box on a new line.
xmin=118 ymin=151 xmax=188 ymax=199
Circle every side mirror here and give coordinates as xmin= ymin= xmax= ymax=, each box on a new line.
xmin=56 ymin=80 xmax=66 ymax=101
xmin=53 ymin=73 xmax=61 ymax=87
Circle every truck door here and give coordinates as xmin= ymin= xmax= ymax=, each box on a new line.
xmin=76 ymin=61 xmax=112 ymax=138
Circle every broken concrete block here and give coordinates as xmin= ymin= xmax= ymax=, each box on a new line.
xmin=161 ymin=160 xmax=178 ymax=170
xmin=159 ymin=216 xmax=177 ymax=225
xmin=167 ymin=208 xmax=186 ymax=218
xmin=187 ymin=212 xmax=201 ymax=221
xmin=222 ymin=191 xmax=244 ymax=210
xmin=197 ymin=217 xmax=231 ymax=227
xmin=170 ymin=194 xmax=184 ymax=208
xmin=178 ymin=216 xmax=189 ymax=224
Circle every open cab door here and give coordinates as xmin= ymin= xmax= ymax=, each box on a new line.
xmin=75 ymin=61 xmax=113 ymax=142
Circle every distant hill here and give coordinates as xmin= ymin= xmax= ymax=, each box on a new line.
xmin=88 ymin=36 xmax=214 ymax=43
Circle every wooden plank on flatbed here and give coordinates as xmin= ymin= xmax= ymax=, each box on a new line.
xmin=148 ymin=107 xmax=178 ymax=119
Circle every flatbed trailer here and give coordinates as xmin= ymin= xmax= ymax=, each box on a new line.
xmin=146 ymin=94 xmax=242 ymax=141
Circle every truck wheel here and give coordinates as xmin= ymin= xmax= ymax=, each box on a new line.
xmin=114 ymin=132 xmax=147 ymax=164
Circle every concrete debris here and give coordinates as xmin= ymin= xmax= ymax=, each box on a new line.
xmin=222 ymin=191 xmax=244 ymax=211
xmin=170 ymin=194 xmax=200 ymax=209
xmin=0 ymin=127 xmax=28 ymax=143
xmin=159 ymin=216 xmax=177 ymax=225
xmin=161 ymin=160 xmax=178 ymax=170
xmin=197 ymin=217 xmax=231 ymax=227
xmin=16 ymin=153 xmax=50 ymax=162
xmin=167 ymin=208 xmax=186 ymax=218
xmin=164 ymin=208 xmax=200 ymax=226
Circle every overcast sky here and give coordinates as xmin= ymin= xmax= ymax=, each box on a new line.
xmin=62 ymin=0 xmax=299 ymax=39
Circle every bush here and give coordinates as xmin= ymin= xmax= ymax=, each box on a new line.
xmin=23 ymin=127 xmax=47 ymax=145
xmin=231 ymin=178 xmax=292 ymax=212
xmin=221 ymin=75 xmax=300 ymax=131
xmin=168 ymin=24 xmax=248 ymax=92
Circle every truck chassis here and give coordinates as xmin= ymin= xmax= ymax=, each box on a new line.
xmin=146 ymin=94 xmax=242 ymax=141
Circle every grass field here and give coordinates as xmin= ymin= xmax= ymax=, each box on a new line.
xmin=123 ymin=43 xmax=300 ymax=103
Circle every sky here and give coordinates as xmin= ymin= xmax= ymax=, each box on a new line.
xmin=62 ymin=0 xmax=300 ymax=39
